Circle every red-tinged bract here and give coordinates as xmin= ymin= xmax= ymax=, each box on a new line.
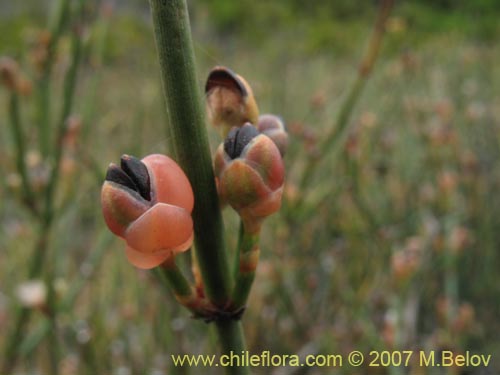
xmin=101 ymin=154 xmax=194 ymax=269
xmin=256 ymin=114 xmax=288 ymax=156
xmin=214 ymin=124 xmax=285 ymax=232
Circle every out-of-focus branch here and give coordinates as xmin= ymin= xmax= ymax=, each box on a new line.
xmin=298 ymin=0 xmax=395 ymax=197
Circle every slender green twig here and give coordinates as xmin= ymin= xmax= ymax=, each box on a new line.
xmin=148 ymin=1 xmax=248 ymax=372
xmin=44 ymin=1 xmax=84 ymax=223
xmin=298 ymin=0 xmax=394 ymax=194
xmin=52 ymin=1 xmax=112 ymax=237
xmin=1 ymin=3 xmax=85 ymax=371
xmin=38 ymin=0 xmax=71 ymax=157
xmin=232 ymin=222 xmax=245 ymax=277
xmin=153 ymin=261 xmax=192 ymax=299
xmin=0 ymin=221 xmax=51 ymax=374
xmin=43 ymin=5 xmax=85 ymax=370
xmin=7 ymin=91 xmax=37 ymax=214
xmin=347 ymin=156 xmax=382 ymax=241
xmin=153 ymin=257 xmax=211 ymax=317
xmin=46 ymin=309 xmax=60 ymax=375
xmin=19 ymin=231 xmax=113 ymax=356
xmin=231 ymin=222 xmax=260 ymax=310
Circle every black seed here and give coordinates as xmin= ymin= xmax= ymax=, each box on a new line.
xmin=224 ymin=123 xmax=259 ymax=159
xmin=104 ymin=155 xmax=152 ymax=201
xmin=120 ymin=155 xmax=151 ymax=201
xmin=224 ymin=128 xmax=239 ymax=157
xmin=105 ymin=164 xmax=139 ymax=192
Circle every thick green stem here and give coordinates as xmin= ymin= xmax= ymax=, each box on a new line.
xmin=231 ymin=223 xmax=260 ymax=310
xmin=215 ymin=321 xmax=250 ymax=375
xmin=148 ymin=1 xmax=248 ymax=371
xmin=148 ymin=0 xmax=231 ymax=306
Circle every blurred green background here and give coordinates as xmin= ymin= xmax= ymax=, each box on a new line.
xmin=1 ymin=0 xmax=499 ymax=374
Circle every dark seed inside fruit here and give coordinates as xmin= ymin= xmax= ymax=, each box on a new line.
xmin=120 ymin=155 xmax=151 ymax=201
xmin=105 ymin=164 xmax=139 ymax=192
xmin=224 ymin=123 xmax=259 ymax=159
xmin=105 ymin=155 xmax=151 ymax=201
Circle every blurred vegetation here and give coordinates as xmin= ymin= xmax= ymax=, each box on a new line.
xmin=196 ymin=0 xmax=500 ymax=49
xmin=0 ymin=0 xmax=499 ymax=374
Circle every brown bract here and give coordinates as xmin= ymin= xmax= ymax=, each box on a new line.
xmin=205 ymin=66 xmax=259 ymax=136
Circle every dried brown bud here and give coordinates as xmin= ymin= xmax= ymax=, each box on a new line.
xmin=205 ymin=66 xmax=259 ymax=136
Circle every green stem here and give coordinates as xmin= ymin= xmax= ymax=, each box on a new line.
xmin=348 ymin=156 xmax=379 ymax=229
xmin=44 ymin=1 xmax=84 ymax=222
xmin=1 ymin=5 xmax=85 ymax=371
xmin=154 ymin=261 xmax=192 ymax=297
xmin=298 ymin=68 xmax=366 ymax=194
xmin=7 ymin=91 xmax=37 ymax=214
xmin=298 ymin=0 xmax=394 ymax=194
xmin=153 ymin=257 xmax=210 ymax=317
xmin=47 ymin=312 xmax=60 ymax=375
xmin=214 ymin=321 xmax=250 ymax=375
xmin=1 ymin=308 xmax=31 ymax=374
xmin=45 ymin=240 xmax=60 ymax=375
xmin=233 ymin=222 xmax=245 ymax=277
xmin=0 ymin=221 xmax=51 ymax=374
xmin=19 ymin=232 xmax=113 ymax=357
xmin=148 ymin=0 xmax=231 ymax=306
xmin=148 ymin=1 xmax=248 ymax=370
xmin=231 ymin=224 xmax=260 ymax=310
xmin=38 ymin=0 xmax=71 ymax=157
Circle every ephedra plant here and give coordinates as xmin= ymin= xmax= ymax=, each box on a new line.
xmin=2 ymin=0 xmax=398 ymax=372
xmin=100 ymin=0 xmax=395 ymax=373
xmin=99 ymin=1 xmax=288 ymax=374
